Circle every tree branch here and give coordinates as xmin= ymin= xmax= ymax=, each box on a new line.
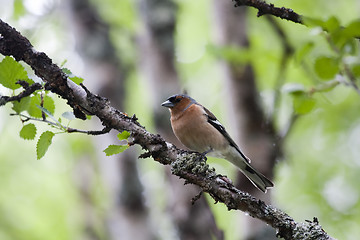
xmin=0 ymin=18 xmax=336 ymax=240
xmin=0 ymin=81 xmax=42 ymax=105
xmin=233 ymin=0 xmax=303 ymax=24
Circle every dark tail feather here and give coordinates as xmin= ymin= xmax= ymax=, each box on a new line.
xmin=241 ymin=164 xmax=274 ymax=193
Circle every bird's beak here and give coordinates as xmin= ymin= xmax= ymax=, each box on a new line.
xmin=161 ymin=100 xmax=174 ymax=108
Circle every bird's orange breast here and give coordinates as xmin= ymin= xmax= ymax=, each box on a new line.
xmin=171 ymin=106 xmax=227 ymax=153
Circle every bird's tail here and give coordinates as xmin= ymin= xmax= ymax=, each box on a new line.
xmin=240 ymin=162 xmax=274 ymax=193
xmin=226 ymin=153 xmax=274 ymax=193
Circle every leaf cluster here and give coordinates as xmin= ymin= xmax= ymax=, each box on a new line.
xmin=0 ymin=56 xmax=84 ymax=159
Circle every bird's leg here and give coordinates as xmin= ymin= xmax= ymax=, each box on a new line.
xmin=195 ymin=148 xmax=212 ymax=162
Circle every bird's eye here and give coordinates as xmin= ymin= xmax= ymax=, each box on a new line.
xmin=169 ymin=96 xmax=181 ymax=103
xmin=168 ymin=96 xmax=176 ymax=102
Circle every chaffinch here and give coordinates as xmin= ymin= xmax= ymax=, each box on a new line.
xmin=161 ymin=94 xmax=274 ymax=193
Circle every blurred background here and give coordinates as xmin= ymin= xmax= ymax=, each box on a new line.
xmin=1 ymin=0 xmax=360 ymax=239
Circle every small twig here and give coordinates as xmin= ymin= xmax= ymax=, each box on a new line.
xmin=233 ymin=0 xmax=303 ymax=24
xmin=10 ymin=113 xmax=111 ymax=136
xmin=66 ymin=126 xmax=111 ymax=135
xmin=309 ymin=79 xmax=340 ymax=95
xmin=324 ymin=35 xmax=360 ymax=95
xmin=343 ymin=65 xmax=360 ymax=95
xmin=11 ymin=113 xmax=58 ymax=127
xmin=191 ymin=190 xmax=203 ymax=205
xmin=0 ymin=82 xmax=42 ymax=105
xmin=40 ymin=92 xmax=46 ymax=120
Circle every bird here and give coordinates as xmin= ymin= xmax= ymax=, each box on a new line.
xmin=161 ymin=94 xmax=274 ymax=193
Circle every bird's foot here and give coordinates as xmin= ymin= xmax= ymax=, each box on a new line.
xmin=194 ymin=149 xmax=212 ymax=162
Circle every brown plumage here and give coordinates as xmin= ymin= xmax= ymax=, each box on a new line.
xmin=162 ymin=94 xmax=274 ymax=193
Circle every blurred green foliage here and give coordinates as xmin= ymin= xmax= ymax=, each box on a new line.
xmin=1 ymin=0 xmax=360 ymax=239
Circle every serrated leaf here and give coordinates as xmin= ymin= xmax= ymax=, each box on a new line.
xmin=28 ymin=95 xmax=55 ymax=118
xmin=103 ymin=144 xmax=129 ymax=156
xmin=117 ymin=131 xmax=130 ymax=141
xmin=12 ymin=96 xmax=31 ymax=113
xmin=293 ymin=96 xmax=316 ymax=115
xmin=61 ymin=111 xmax=76 ymax=120
xmin=314 ymin=56 xmax=339 ymax=80
xmin=0 ymin=56 xmax=28 ymax=89
xmin=20 ymin=123 xmax=37 ymax=140
xmin=37 ymin=131 xmax=55 ymax=159
xmin=62 ymin=67 xmax=72 ymax=76
xmin=69 ymin=76 xmax=84 ymax=85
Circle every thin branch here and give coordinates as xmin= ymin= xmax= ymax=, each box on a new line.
xmin=0 ymin=81 xmax=42 ymax=105
xmin=11 ymin=113 xmax=112 ymax=135
xmin=343 ymin=64 xmax=360 ymax=95
xmin=324 ymin=35 xmax=360 ymax=95
xmin=66 ymin=126 xmax=112 ymax=135
xmin=233 ymin=0 xmax=303 ymax=24
xmin=0 ymin=18 xmax=336 ymax=240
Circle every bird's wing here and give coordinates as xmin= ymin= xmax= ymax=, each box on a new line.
xmin=202 ymin=106 xmax=250 ymax=163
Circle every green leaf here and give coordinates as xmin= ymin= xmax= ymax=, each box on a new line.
xmin=60 ymin=60 xmax=68 ymax=67
xmin=62 ymin=67 xmax=84 ymax=85
xmin=324 ymin=16 xmax=340 ymax=33
xmin=314 ymin=56 xmax=339 ymax=80
xmin=117 ymin=131 xmax=130 ymax=141
xmin=36 ymin=105 xmax=61 ymax=126
xmin=28 ymin=95 xmax=55 ymax=118
xmin=293 ymin=96 xmax=316 ymax=115
xmin=36 ymin=131 xmax=55 ymax=159
xmin=303 ymin=17 xmax=326 ymax=28
xmin=20 ymin=123 xmax=37 ymax=140
xmin=343 ymin=19 xmax=360 ymax=38
xmin=12 ymin=96 xmax=31 ymax=113
xmin=69 ymin=76 xmax=84 ymax=85
xmin=62 ymin=68 xmax=72 ymax=75
xmin=0 ymin=56 xmax=28 ymax=90
xmin=352 ymin=64 xmax=360 ymax=78
xmin=296 ymin=42 xmax=314 ymax=63
xmin=103 ymin=144 xmax=129 ymax=156
xmin=13 ymin=0 xmax=26 ymax=20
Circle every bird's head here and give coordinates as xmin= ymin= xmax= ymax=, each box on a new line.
xmin=161 ymin=94 xmax=197 ymax=114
